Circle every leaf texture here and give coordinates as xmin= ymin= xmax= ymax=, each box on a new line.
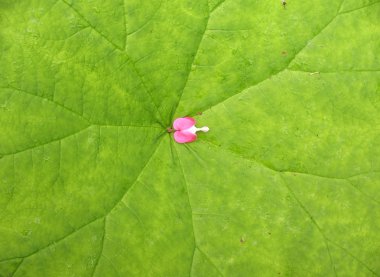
xmin=0 ymin=0 xmax=379 ymax=276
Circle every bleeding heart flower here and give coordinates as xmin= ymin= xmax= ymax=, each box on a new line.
xmin=171 ymin=117 xmax=209 ymax=144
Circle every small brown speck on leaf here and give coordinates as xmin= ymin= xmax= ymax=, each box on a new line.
xmin=281 ymin=51 xmax=287 ymax=56
xmin=240 ymin=237 xmax=246 ymax=244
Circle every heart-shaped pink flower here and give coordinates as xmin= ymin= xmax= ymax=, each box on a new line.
xmin=172 ymin=117 xmax=209 ymax=143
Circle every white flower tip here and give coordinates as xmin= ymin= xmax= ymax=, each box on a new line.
xmin=199 ymin=126 xmax=209 ymax=132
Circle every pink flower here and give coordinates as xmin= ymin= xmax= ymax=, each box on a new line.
xmin=172 ymin=117 xmax=209 ymax=144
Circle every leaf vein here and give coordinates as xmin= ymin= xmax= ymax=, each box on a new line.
xmin=61 ymin=0 xmax=122 ymax=50
xmin=1 ymin=125 xmax=163 ymax=158
xmin=196 ymin=247 xmax=224 ymax=277
xmin=200 ymin=140 xmax=379 ymax=275
xmin=200 ymin=0 xmax=346 ymax=114
xmin=90 ymin=218 xmax=106 ymax=277
xmin=173 ymin=143 xmax=197 ymax=276
xmin=339 ymin=1 xmax=380 ymax=15
xmin=122 ymin=0 xmax=127 ymax=50
xmin=1 ymin=86 xmax=90 ymax=123
xmin=210 ymin=0 xmax=226 ymax=14
xmin=203 ymin=139 xmax=380 ymax=178
xmin=280 ymin=175 xmax=337 ymax=276
xmin=126 ymin=0 xmax=163 ymax=36
xmin=171 ymin=6 xmax=211 ymax=121
xmin=327 ymin=240 xmax=380 ymax=276
xmin=10 ymin=259 xmax=24 ymax=277
xmin=0 ymin=217 xmax=104 ymax=263
xmin=1 ymin=125 xmax=90 ymax=156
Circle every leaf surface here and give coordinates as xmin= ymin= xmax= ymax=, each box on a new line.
xmin=0 ymin=0 xmax=379 ymax=276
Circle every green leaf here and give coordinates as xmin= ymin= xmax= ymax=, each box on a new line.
xmin=0 ymin=0 xmax=379 ymax=276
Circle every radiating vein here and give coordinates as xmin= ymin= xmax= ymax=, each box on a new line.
xmin=171 ymin=5 xmax=210 ymax=122
xmin=122 ymin=0 xmax=127 ymax=50
xmin=125 ymin=56 xmax=166 ymax=125
xmin=196 ymin=247 xmax=224 ymax=277
xmin=61 ymin=0 xmax=122 ymax=51
xmin=202 ymin=139 xmax=380 ymax=183
xmin=1 ymin=125 xmax=90 ymax=156
xmin=90 ymin=218 xmax=106 ymax=277
xmin=327 ymin=240 xmax=380 ymax=276
xmin=210 ymin=0 xmax=226 ymax=14
xmin=288 ymin=69 xmax=380 ymax=74
xmin=0 ymin=217 xmax=104 ymax=263
xmin=280 ymin=175 xmax=337 ymax=276
xmin=173 ymin=144 xmax=197 ymax=276
xmin=1 ymin=125 xmax=163 ymax=157
xmin=60 ymin=0 xmax=164 ymax=124
xmin=199 ymin=0 xmax=346 ymax=114
xmin=9 ymin=259 xmax=23 ymax=277
xmin=126 ymin=0 xmax=163 ymax=36
xmin=1 ymin=86 xmax=90 ymax=123
xmin=200 ymin=140 xmax=379 ymax=275
xmin=339 ymin=1 xmax=380 ymax=15
xmin=282 ymin=175 xmax=378 ymax=276
xmin=0 ymin=136 xmax=164 ymax=263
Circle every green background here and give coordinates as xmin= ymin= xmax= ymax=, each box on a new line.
xmin=0 ymin=0 xmax=379 ymax=276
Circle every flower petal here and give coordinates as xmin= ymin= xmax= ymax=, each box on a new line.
xmin=174 ymin=131 xmax=197 ymax=143
xmin=173 ymin=117 xmax=196 ymax=131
